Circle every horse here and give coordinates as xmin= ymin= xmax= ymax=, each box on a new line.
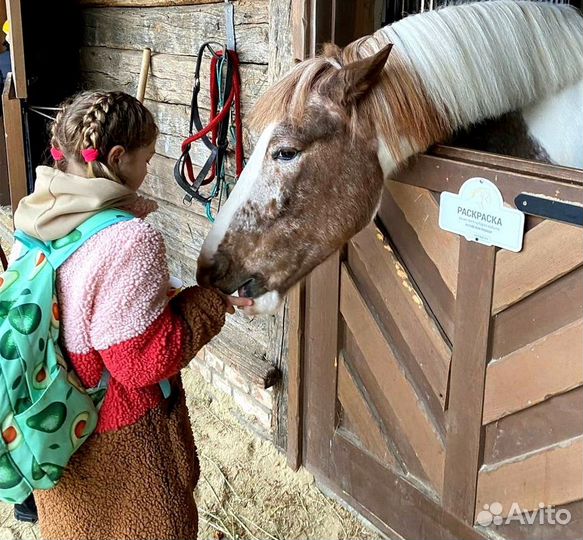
xmin=196 ymin=0 xmax=583 ymax=315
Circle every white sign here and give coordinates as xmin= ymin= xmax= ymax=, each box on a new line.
xmin=439 ymin=177 xmax=525 ymax=252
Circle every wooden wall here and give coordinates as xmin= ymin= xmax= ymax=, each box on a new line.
xmin=78 ymin=0 xmax=294 ymax=439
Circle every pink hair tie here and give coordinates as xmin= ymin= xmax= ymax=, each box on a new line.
xmin=50 ymin=147 xmax=64 ymax=161
xmin=81 ymin=148 xmax=100 ymax=163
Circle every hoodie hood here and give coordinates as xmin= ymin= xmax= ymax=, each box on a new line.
xmin=14 ymin=166 xmax=139 ymax=241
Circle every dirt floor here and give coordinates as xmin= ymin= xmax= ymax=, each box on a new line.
xmin=0 ymin=367 xmax=384 ymax=540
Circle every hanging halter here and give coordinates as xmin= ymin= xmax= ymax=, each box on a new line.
xmin=174 ymin=41 xmax=244 ymax=219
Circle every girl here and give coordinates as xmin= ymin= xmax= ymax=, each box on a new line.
xmin=13 ymin=90 xmax=250 ymax=539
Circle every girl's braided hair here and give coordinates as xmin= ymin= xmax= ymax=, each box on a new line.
xmin=50 ymin=91 xmax=158 ymax=182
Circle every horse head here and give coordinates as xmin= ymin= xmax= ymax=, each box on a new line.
xmin=197 ymin=43 xmax=395 ymax=314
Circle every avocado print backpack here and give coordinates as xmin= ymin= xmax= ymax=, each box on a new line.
xmin=0 ymin=209 xmax=133 ymax=504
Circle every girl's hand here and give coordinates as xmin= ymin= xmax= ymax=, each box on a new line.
xmin=221 ymin=293 xmax=254 ymax=314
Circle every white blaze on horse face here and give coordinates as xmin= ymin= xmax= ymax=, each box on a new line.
xmin=199 ymin=123 xmax=277 ymax=264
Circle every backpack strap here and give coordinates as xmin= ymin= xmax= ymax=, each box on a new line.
xmin=49 ymin=209 xmax=134 ymax=269
xmin=15 ymin=209 xmax=135 ymax=270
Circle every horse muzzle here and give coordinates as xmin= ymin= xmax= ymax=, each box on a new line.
xmin=196 ymin=253 xmax=268 ymax=299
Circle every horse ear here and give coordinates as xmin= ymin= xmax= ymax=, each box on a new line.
xmin=333 ymin=43 xmax=393 ymax=106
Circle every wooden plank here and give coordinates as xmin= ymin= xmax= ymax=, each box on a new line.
xmin=341 ymin=264 xmax=445 ymax=493
xmin=347 ymin=243 xmax=446 ymax=433
xmin=302 ymin=252 xmax=340 ymax=479
xmin=81 ymin=4 xmax=269 ymax=65
xmin=392 ymin=153 xmax=583 ymax=206
xmin=443 ymin=240 xmax=496 ymax=524
xmin=6 ymin=0 xmax=27 ymax=98
xmin=267 ymin=0 xmax=295 ymax=83
xmin=491 ymin=266 xmax=583 ymax=360
xmin=139 ymin=100 xmax=253 ymax=161
xmin=483 ymin=319 xmax=583 ymax=424
xmin=286 ymin=282 xmax=304 ymax=470
xmin=476 ymin=436 xmax=583 ymax=515
xmin=292 ymin=0 xmax=310 ymax=61
xmin=349 ymin=224 xmax=450 ymax=411
xmin=338 ymin=355 xmax=398 ymax=468
xmin=492 ymin=221 xmax=583 ymax=314
xmin=431 ymin=145 xmax=583 ymax=185
xmin=80 ymin=0 xmax=218 ymax=6
xmin=483 ymin=387 xmax=583 ymax=465
xmin=135 ymin=100 xmax=251 ymax=165
xmin=80 ymin=47 xmax=268 ymax=111
xmin=267 ymin=293 xmax=290 ymax=448
xmin=386 ymin=180 xmax=459 ymax=296
xmin=2 ymin=74 xmax=27 ymax=214
xmin=144 ymin=195 xmax=211 ymax=260
xmin=344 ymin=329 xmax=427 ymax=483
xmin=329 ymin=433 xmax=484 ymax=540
xmin=142 ymin=154 xmax=220 ymax=217
xmin=378 ymin=188 xmax=455 ymax=341
xmin=206 ymin=319 xmax=280 ymax=389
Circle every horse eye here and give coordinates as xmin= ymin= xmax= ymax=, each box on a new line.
xmin=273 ymin=148 xmax=299 ymax=161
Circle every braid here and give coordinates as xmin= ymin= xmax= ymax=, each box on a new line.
xmin=80 ymin=93 xmax=115 ymax=154
xmin=50 ymin=96 xmax=74 ymax=170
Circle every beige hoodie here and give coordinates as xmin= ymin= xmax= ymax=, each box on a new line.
xmin=14 ymin=166 xmax=140 ymax=241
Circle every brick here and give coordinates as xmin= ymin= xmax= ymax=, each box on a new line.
xmin=250 ymin=385 xmax=273 ymax=410
xmin=211 ymin=372 xmax=232 ymax=397
xmin=195 ymin=347 xmax=206 ymax=363
xmin=224 ymin=364 xmax=250 ymax=394
xmin=205 ymin=349 xmax=224 ymax=373
xmin=233 ymin=388 xmax=271 ymax=429
xmin=191 ymin=360 xmax=212 ymax=383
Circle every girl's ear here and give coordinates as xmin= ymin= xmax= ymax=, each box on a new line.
xmin=107 ymin=145 xmax=126 ymax=169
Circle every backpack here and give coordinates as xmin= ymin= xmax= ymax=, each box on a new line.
xmin=0 ymin=209 xmax=133 ymax=504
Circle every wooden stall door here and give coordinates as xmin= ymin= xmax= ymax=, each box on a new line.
xmin=303 ymin=233 xmax=482 ymax=539
xmin=301 ymin=149 xmax=583 ymax=540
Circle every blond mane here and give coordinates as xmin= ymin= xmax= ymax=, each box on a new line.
xmin=251 ymin=1 xmax=583 ymax=166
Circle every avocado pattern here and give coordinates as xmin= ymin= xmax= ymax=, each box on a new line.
xmin=0 ymin=210 xmax=133 ymax=504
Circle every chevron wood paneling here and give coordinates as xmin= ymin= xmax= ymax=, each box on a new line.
xmin=492 ymin=221 xmax=583 ymax=314
xmin=340 ymin=264 xmax=445 ymax=493
xmin=483 ymin=319 xmax=583 ymax=424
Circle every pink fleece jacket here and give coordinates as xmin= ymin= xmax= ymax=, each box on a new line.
xmin=57 ymin=217 xmax=225 ymax=433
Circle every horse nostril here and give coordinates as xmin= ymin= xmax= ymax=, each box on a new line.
xmin=238 ymin=277 xmax=267 ymax=299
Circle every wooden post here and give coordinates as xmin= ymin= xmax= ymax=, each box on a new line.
xmin=302 ymin=252 xmax=340 ymax=477
xmin=443 ymin=239 xmax=496 ymax=524
xmin=286 ymin=281 xmax=305 ymax=469
xmin=5 ymin=0 xmax=26 ymax=99
xmin=292 ymin=0 xmax=311 ymax=62
xmin=136 ymin=48 xmax=151 ymax=103
xmin=0 ymin=0 xmax=7 ymax=53
xmin=2 ymin=73 xmax=27 ymax=214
